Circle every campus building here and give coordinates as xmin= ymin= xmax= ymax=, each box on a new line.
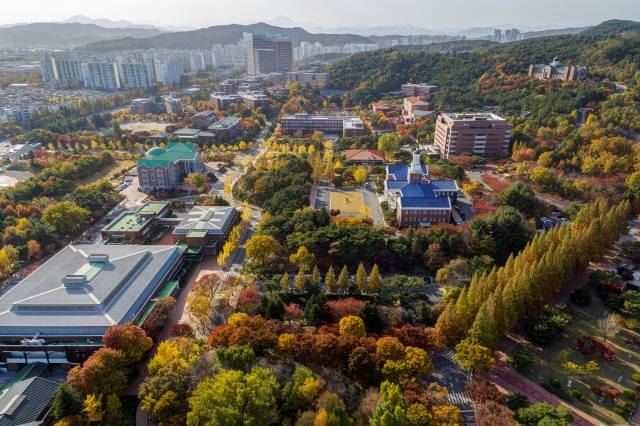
xmin=131 ymin=98 xmax=153 ymax=116
xmin=172 ymin=206 xmax=240 ymax=256
xmin=0 ymin=245 xmax=186 ymax=369
xmin=281 ymin=113 xmax=365 ymax=136
xmin=210 ymin=92 xmax=270 ymax=111
xmin=433 ymin=112 xmax=512 ymax=158
xmin=192 ymin=111 xmax=219 ymax=129
xmin=285 ymin=71 xmax=330 ymax=85
xmin=244 ymin=33 xmax=293 ymax=76
xmin=345 ymin=149 xmax=384 ymax=164
xmin=400 ymin=83 xmax=438 ymax=97
xmin=137 ymin=143 xmax=204 ymax=192
xmin=101 ymin=201 xmax=172 ymax=244
xmin=207 ymin=117 xmax=242 ymax=141
xmin=528 ymin=56 xmax=588 ymax=82
xmin=385 ymin=149 xmax=458 ymax=228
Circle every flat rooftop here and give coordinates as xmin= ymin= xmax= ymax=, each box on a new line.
xmin=136 ymin=201 xmax=168 ymax=215
xmin=104 ymin=212 xmax=149 ymax=232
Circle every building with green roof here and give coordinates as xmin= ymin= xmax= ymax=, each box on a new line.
xmin=137 ymin=142 xmax=204 ymax=192
xmin=101 ymin=201 xmax=170 ymax=244
xmin=172 ymin=206 xmax=239 ymax=256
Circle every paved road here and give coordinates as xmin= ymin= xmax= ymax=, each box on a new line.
xmin=427 ymin=348 xmax=474 ymax=410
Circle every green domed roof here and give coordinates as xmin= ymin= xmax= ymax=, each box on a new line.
xmin=147 ymin=147 xmax=166 ymax=156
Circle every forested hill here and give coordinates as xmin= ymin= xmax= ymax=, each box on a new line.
xmin=77 ymin=22 xmax=373 ymax=52
xmin=581 ymin=19 xmax=640 ymax=35
xmin=395 ymin=40 xmax=497 ymax=53
xmin=327 ymin=31 xmax=640 ymax=108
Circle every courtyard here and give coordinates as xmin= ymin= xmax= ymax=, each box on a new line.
xmin=315 ymin=179 xmax=385 ymax=226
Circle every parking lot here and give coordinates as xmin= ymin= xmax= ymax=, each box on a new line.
xmin=314 ymin=179 xmax=385 ymax=226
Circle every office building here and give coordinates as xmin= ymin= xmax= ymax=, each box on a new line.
xmin=163 ymin=94 xmax=183 ymax=114
xmin=207 ymin=117 xmax=242 ymax=141
xmin=101 ymin=201 xmax=171 ymax=244
xmin=384 ymin=149 xmax=457 ymax=228
xmin=281 ymin=113 xmax=365 ymax=136
xmin=172 ymin=206 xmax=240 ymax=256
xmin=268 ymin=85 xmax=290 ymax=96
xmin=244 ymin=32 xmax=293 ymax=76
xmin=192 ymin=111 xmax=218 ymax=129
xmin=403 ymin=96 xmax=430 ymax=114
xmin=400 ymin=83 xmax=438 ymax=98
xmin=131 ymin=98 xmax=153 ymax=116
xmin=528 ymin=56 xmax=588 ymax=82
xmin=137 ymin=143 xmax=204 ymax=192
xmin=210 ymin=91 xmax=269 ymax=111
xmin=285 ymin=71 xmax=329 ymax=85
xmin=434 ymin=112 xmax=512 ymax=158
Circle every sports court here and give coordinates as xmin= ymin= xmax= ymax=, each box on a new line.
xmin=330 ymin=191 xmax=364 ymax=213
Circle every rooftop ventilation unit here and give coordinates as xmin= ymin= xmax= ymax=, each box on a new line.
xmin=87 ymin=254 xmax=109 ymax=263
xmin=62 ymin=274 xmax=87 ymax=287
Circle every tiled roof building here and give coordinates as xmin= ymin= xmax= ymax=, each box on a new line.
xmin=137 ymin=143 xmax=204 ymax=192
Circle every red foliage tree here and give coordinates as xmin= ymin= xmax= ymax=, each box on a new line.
xmin=238 ymin=286 xmax=260 ymax=305
xmin=400 ymin=325 xmax=428 ymax=349
xmin=293 ymin=334 xmax=315 ymax=360
xmin=169 ymin=323 xmax=195 ymax=339
xmin=314 ymin=333 xmax=338 ymax=362
xmin=284 ymin=303 xmax=303 ymax=324
xmin=475 ymin=401 xmax=512 ymax=426
xmin=327 ymin=298 xmax=365 ymax=323
xmin=263 ymin=319 xmax=285 ymax=336
xmin=103 ymin=322 xmax=153 ymax=364
xmin=449 ymin=156 xmax=475 ymax=169
xmin=228 ymin=326 xmax=253 ymax=346
xmin=67 ymin=348 xmax=129 ymax=396
xmin=4 ymin=206 xmax=16 ymax=217
xmin=318 ymin=323 xmax=340 ymax=335
xmin=207 ymin=324 xmax=235 ymax=349
xmin=464 ymin=380 xmax=506 ymax=405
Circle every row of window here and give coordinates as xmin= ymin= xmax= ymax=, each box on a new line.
xmin=404 ymin=217 xmax=447 ymax=222
xmin=404 ymin=209 xmax=447 ymax=215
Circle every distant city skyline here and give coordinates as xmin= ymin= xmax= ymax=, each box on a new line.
xmin=2 ymin=0 xmax=640 ymax=31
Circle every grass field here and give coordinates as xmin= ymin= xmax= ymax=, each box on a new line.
xmin=77 ymin=160 xmax=135 ymax=186
xmin=330 ymin=191 xmax=364 ymax=213
xmin=511 ymin=293 xmax=640 ymax=425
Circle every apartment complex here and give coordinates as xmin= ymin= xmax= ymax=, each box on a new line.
xmin=244 ymin=33 xmax=293 ymax=76
xmin=282 ymin=113 xmax=365 ymax=136
xmin=434 ymin=113 xmax=512 ymax=158
xmin=137 ymin=143 xmax=204 ymax=192
xmin=528 ymin=56 xmax=588 ymax=82
xmin=401 ymin=83 xmax=438 ymax=98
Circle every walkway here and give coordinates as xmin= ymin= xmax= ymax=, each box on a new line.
xmin=486 ymin=238 xmax=634 ymax=426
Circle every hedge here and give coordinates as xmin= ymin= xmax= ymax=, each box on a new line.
xmin=550 ymin=379 xmax=561 ymax=388
xmin=633 ymin=374 xmax=640 ymax=383
xmin=624 ymin=389 xmax=636 ymax=399
xmin=274 ymin=292 xmax=379 ymax=305
xmin=613 ymin=405 xmax=626 ymax=415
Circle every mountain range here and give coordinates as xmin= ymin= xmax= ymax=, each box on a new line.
xmin=0 ymin=22 xmax=162 ymax=47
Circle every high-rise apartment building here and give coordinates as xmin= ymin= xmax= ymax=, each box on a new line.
xmin=244 ymin=33 xmax=292 ymax=76
xmin=434 ymin=113 xmax=512 ymax=158
xmin=80 ymin=61 xmax=120 ymax=91
xmin=120 ymin=61 xmax=154 ymax=89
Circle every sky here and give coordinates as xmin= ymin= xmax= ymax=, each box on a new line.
xmin=2 ymin=0 xmax=640 ymax=29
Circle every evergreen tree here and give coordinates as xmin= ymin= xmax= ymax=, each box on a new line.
xmin=468 ymin=301 xmax=497 ymax=351
xmin=355 ymin=263 xmax=367 ymax=293
xmin=369 ymin=264 xmax=383 ymax=293
xmin=358 ymin=302 xmax=383 ymax=334
xmin=53 ymin=381 xmax=84 ymax=420
xmin=325 ymin=265 xmax=336 ymax=293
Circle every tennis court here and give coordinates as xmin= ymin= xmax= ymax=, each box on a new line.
xmin=330 ymin=191 xmax=364 ymax=213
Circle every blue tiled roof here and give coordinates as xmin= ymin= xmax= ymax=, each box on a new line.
xmin=420 ymin=165 xmax=429 ymax=174
xmin=385 ymin=180 xmax=408 ymax=191
xmin=400 ymin=197 xmax=451 ymax=208
xmin=386 ymin=165 xmax=407 ymax=178
xmin=400 ymin=182 xmax=436 ymax=198
xmin=428 ymin=179 xmax=458 ymax=191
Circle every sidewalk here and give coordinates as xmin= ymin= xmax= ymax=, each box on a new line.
xmin=485 ymin=238 xmax=633 ymax=426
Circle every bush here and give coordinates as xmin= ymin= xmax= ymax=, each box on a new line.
xmin=571 ymin=390 xmax=582 ymax=398
xmin=625 ymin=402 xmax=638 ymax=412
xmin=506 ymin=392 xmax=530 ymax=410
xmin=513 ymin=350 xmax=534 ymax=369
xmin=570 ymin=288 xmax=592 ymax=306
xmin=541 ymin=382 xmax=572 ymax=402
xmin=624 ymin=389 xmax=636 ymax=399
xmin=633 ymin=374 xmax=640 ymax=383
xmin=613 ymin=405 xmax=626 ymax=415
xmin=380 ymin=201 xmax=389 ymax=211
xmin=550 ymin=379 xmax=561 ymax=388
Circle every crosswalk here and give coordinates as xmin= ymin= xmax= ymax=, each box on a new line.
xmin=433 ymin=347 xmax=456 ymax=361
xmin=448 ymin=392 xmax=473 ymax=406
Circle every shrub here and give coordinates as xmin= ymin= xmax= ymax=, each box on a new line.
xmin=576 ymin=335 xmax=616 ymax=361
xmin=591 ymin=385 xmax=603 ymax=396
xmin=506 ymin=392 xmax=530 ymax=410
xmin=380 ymin=201 xmax=389 ymax=211
xmin=613 ymin=405 xmax=626 ymax=415
xmin=624 ymin=389 xmax=636 ymax=399
xmin=571 ymin=390 xmax=582 ymax=398
xmin=540 ymin=382 xmax=572 ymax=402
xmin=550 ymin=379 xmax=561 ymax=388
xmin=513 ymin=350 xmax=534 ymax=369
xmin=633 ymin=374 xmax=640 ymax=383
xmin=602 ymin=386 xmax=621 ymax=402
xmin=625 ymin=402 xmax=638 ymax=412
xmin=570 ymin=288 xmax=592 ymax=306
xmin=597 ymin=282 xmax=623 ymax=300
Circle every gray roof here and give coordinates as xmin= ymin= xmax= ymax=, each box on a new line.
xmin=0 ymin=245 xmax=184 ymax=337
xmin=172 ymin=128 xmax=200 ymax=136
xmin=0 ymin=377 xmax=57 ymax=426
xmin=193 ymin=110 xmax=215 ymax=117
xmin=173 ymin=206 xmax=237 ymax=235
xmin=208 ymin=117 xmax=240 ymax=130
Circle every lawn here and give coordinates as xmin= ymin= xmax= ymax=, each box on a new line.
xmin=77 ymin=159 xmax=135 ymax=186
xmin=330 ymin=191 xmax=364 ymax=213
xmin=510 ymin=294 xmax=640 ymax=425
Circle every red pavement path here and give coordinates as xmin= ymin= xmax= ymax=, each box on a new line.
xmin=121 ymin=256 xmax=223 ymax=425
xmin=485 ymin=238 xmax=636 ymax=426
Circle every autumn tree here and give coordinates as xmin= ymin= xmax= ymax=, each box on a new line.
xmin=187 ymin=367 xmax=280 ymax=426
xmin=67 ymin=348 xmax=129 ymax=396
xmin=280 ymin=272 xmax=291 ymax=293
xmin=356 ymin=262 xmax=368 ymax=293
xmin=339 ymin=316 xmax=366 ymax=337
xmin=337 ymin=265 xmax=350 ymax=293
xmin=43 ymin=201 xmax=90 ymax=234
xmin=185 ymin=273 xmax=222 ymax=336
xmin=103 ymin=322 xmax=153 ymax=364
xmin=185 ymin=172 xmax=207 ymax=191
xmin=289 ymin=246 xmax=316 ymax=271
xmin=453 ymin=338 xmax=495 ymax=373
xmin=464 ymin=380 xmax=505 ymax=405
xmin=246 ymin=235 xmax=282 ymax=266
xmin=475 ymin=401 xmax=513 ymax=426
xmin=378 ymin=133 xmax=400 ymax=160
xmin=354 ymin=167 xmax=368 ymax=185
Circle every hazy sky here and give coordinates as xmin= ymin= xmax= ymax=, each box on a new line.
xmin=2 ymin=0 xmax=640 ymax=29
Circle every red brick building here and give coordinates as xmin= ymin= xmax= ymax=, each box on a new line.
xmin=345 ymin=149 xmax=385 ymax=164
xmin=192 ymin=111 xmax=218 ymax=129
xmin=434 ymin=112 xmax=512 ymax=158
xmin=528 ymin=56 xmax=588 ymax=82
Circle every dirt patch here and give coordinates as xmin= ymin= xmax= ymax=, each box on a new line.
xmin=121 ymin=122 xmax=170 ymax=133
